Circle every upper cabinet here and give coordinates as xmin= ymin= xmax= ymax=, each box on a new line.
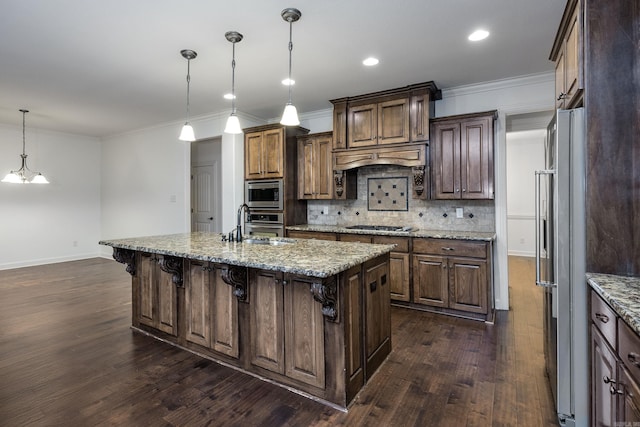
xmin=297 ymin=131 xmax=333 ymax=200
xmin=245 ymin=127 xmax=285 ymax=180
xmin=331 ymin=82 xmax=440 ymax=151
xmin=244 ymin=124 xmax=309 ymax=181
xmin=550 ymin=0 xmax=583 ymax=109
xmin=431 ymin=111 xmax=496 ymax=200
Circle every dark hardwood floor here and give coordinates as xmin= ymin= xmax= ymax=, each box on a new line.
xmin=0 ymin=256 xmax=557 ymax=426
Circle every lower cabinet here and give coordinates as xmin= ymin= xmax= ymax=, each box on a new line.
xmin=413 ymin=239 xmax=490 ymax=315
xmin=136 ymin=252 xmax=178 ymax=336
xmin=184 ymin=260 xmax=239 ymax=358
xmin=591 ymin=289 xmax=640 ymax=425
xmin=364 ymin=257 xmax=390 ymax=376
xmin=249 ymin=269 xmax=325 ymax=388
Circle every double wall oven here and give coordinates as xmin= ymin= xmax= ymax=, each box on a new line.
xmin=244 ymin=179 xmax=284 ymax=237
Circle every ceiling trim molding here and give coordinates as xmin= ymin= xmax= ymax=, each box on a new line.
xmin=441 ymin=72 xmax=554 ymax=99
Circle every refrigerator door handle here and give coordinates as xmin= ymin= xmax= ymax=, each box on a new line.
xmin=535 ymin=169 xmax=557 ymax=288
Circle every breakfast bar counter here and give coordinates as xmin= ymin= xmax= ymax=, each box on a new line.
xmin=100 ymin=232 xmax=394 ymax=409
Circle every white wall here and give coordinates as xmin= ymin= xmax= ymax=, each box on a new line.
xmin=0 ymin=123 xmax=101 ymax=269
xmin=506 ymin=130 xmax=546 ymax=257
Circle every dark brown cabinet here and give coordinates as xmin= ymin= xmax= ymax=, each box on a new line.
xmin=363 ymin=257 xmax=391 ymax=377
xmin=550 ymin=0 xmax=583 ymax=109
xmin=374 ymin=236 xmax=410 ymax=302
xmin=184 ymin=260 xmax=239 ymax=358
xmin=245 ymin=127 xmax=285 ymax=180
xmin=249 ymin=269 xmax=325 ymax=388
xmin=297 ymin=131 xmax=333 ymax=200
xmin=431 ymin=111 xmax=495 ymax=200
xmin=136 ymin=252 xmax=178 ymax=336
xmin=348 ymin=98 xmax=410 ymax=148
xmin=413 ymin=238 xmax=490 ymax=315
xmin=590 ymin=290 xmax=640 ymax=425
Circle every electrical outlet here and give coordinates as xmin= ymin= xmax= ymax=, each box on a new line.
xmin=321 ymin=205 xmax=329 ymax=215
xmin=456 ymin=207 xmax=463 ymax=218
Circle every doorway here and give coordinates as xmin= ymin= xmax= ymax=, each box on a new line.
xmin=190 ymin=137 xmax=222 ymax=232
xmin=505 ymin=111 xmax=553 ymax=257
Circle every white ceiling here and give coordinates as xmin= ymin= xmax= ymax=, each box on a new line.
xmin=0 ymin=0 xmax=567 ymax=137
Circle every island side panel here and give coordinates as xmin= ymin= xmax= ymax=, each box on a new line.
xmin=364 ymin=253 xmax=392 ymax=380
xmin=341 ymin=263 xmax=364 ymax=405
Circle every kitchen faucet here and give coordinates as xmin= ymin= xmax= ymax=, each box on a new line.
xmin=236 ymin=203 xmax=250 ymax=242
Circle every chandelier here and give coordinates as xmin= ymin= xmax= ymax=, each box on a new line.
xmin=2 ymin=109 xmax=49 ymax=184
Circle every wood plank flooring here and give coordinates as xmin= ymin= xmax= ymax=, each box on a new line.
xmin=0 ymin=256 xmax=558 ymax=426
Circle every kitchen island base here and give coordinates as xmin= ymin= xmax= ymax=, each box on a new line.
xmin=113 ymin=248 xmax=391 ymax=410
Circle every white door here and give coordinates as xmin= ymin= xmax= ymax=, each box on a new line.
xmin=191 ymin=164 xmax=217 ymax=232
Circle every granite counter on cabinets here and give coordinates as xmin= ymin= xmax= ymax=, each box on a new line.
xmin=588 ymin=273 xmax=640 ymax=336
xmin=286 ymin=224 xmax=496 ymax=241
xmin=99 ymin=232 xmax=394 ymax=410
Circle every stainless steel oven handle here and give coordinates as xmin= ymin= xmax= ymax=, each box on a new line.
xmin=535 ymin=170 xmax=556 ymax=288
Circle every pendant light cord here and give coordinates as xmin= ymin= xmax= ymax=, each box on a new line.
xmin=287 ymin=21 xmax=293 ymax=103
xmin=185 ymin=60 xmax=191 ymax=121
xmin=21 ymin=110 xmax=27 ymax=156
xmin=231 ymin=42 xmax=236 ymax=113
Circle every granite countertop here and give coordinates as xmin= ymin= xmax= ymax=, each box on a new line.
xmin=588 ymin=273 xmax=640 ymax=335
xmin=286 ymin=224 xmax=496 ymax=241
xmin=99 ymin=232 xmax=395 ymax=279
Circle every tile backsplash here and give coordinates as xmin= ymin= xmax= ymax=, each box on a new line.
xmin=307 ymin=165 xmax=495 ymax=232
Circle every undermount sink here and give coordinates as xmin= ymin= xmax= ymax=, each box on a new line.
xmin=243 ymin=238 xmax=293 ymax=246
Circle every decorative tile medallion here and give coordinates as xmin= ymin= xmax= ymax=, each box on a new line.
xmin=367 ymin=177 xmax=408 ymax=211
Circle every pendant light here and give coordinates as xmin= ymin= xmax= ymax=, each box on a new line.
xmin=2 ymin=109 xmax=49 ymax=184
xmin=224 ymin=31 xmax=243 ymax=134
xmin=178 ymin=49 xmax=197 ymax=141
xmin=280 ymin=8 xmax=301 ymax=126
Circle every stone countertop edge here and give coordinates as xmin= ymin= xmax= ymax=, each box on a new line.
xmin=588 ymin=273 xmax=640 ymax=336
xmin=286 ymin=224 xmax=497 ymax=241
xmin=99 ymin=232 xmax=395 ymax=279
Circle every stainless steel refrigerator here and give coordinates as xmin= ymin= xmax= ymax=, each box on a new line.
xmin=535 ymin=107 xmax=588 ymax=426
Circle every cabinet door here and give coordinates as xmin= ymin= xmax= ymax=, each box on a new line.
xmin=364 ymin=258 xmax=390 ymax=377
xmin=298 ymin=136 xmax=315 ymax=199
xmin=156 ymin=255 xmax=178 ymax=336
xmin=555 ymin=49 xmax=566 ymax=109
xmin=211 ymin=266 xmax=239 ymax=358
xmin=448 ymin=257 xmax=487 ymax=314
xmin=348 ymin=103 xmax=377 ymax=148
xmin=343 ymin=265 xmax=364 ymax=398
xmin=138 ymin=252 xmax=157 ymax=328
xmin=185 ymin=261 xmax=212 ymax=347
xmin=388 ymin=252 xmax=410 ymax=302
xmin=315 ymin=135 xmax=333 ymax=199
xmin=592 ymin=325 xmax=619 ymax=427
xmin=410 ymin=92 xmax=431 ymax=142
xmin=332 ymin=101 xmax=347 ymax=150
xmin=245 ymin=131 xmax=264 ymax=179
xmin=621 ymin=365 xmax=640 ymax=423
xmin=284 ymin=276 xmax=325 ymax=388
xmin=564 ymin=8 xmax=580 ymax=107
xmin=250 ymin=269 xmax=285 ymax=374
xmin=413 ymin=254 xmax=448 ymax=307
xmin=432 ymin=121 xmax=461 ymax=199
xmin=262 ymin=128 xmax=284 ymax=178
xmin=460 ymin=117 xmax=493 ymax=200
xmin=377 ymin=98 xmax=410 ymax=145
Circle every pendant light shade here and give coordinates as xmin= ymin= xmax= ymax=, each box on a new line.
xmin=179 ymin=49 xmax=197 ymax=141
xmin=224 ymin=31 xmax=244 ymax=134
xmin=280 ymin=8 xmax=301 ymax=126
xmin=2 ymin=109 xmax=49 ymax=184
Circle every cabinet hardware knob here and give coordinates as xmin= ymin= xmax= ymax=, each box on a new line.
xmin=628 ymin=353 xmax=640 ymax=368
xmin=603 ymin=376 xmax=617 ymax=385
xmin=610 ymin=385 xmax=624 ymax=395
xmin=442 ymin=247 xmax=455 ymax=251
xmin=595 ymin=312 xmax=610 ymax=323
xmin=462 ymin=189 xmax=466 ymax=192
xmin=456 ymin=188 xmax=460 ymax=192
xmin=282 ymin=280 xmax=288 ymax=285
xmin=557 ymin=92 xmax=567 ymax=101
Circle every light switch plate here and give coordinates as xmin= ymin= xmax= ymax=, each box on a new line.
xmin=456 ymin=207 xmax=464 ymax=218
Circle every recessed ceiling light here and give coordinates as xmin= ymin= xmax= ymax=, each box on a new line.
xmin=468 ymin=29 xmax=490 ymax=41
xmin=281 ymin=78 xmax=295 ymax=86
xmin=363 ymin=57 xmax=379 ymax=66
xmin=224 ymin=93 xmax=236 ymax=100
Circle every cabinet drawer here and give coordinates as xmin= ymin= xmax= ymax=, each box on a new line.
xmin=413 ymin=238 xmax=486 ymax=259
xmin=287 ymin=231 xmax=337 ymax=241
xmin=618 ymin=319 xmax=640 ymax=383
xmin=340 ymin=234 xmax=373 ymax=244
xmin=591 ymin=290 xmax=617 ymax=345
xmin=373 ymin=236 xmax=409 ymax=253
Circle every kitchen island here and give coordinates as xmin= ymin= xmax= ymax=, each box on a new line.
xmin=99 ymin=232 xmax=394 ymax=410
